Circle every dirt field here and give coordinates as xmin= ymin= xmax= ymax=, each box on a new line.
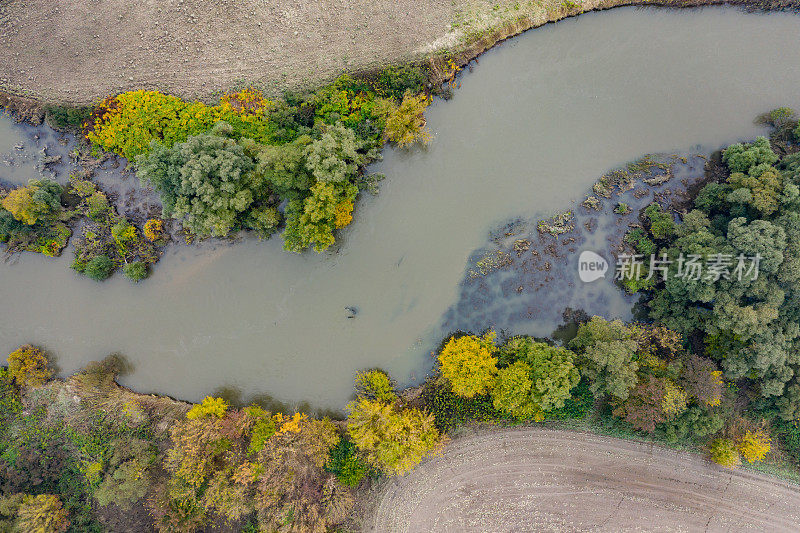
xmin=0 ymin=0 xmax=540 ymax=104
xmin=369 ymin=427 xmax=800 ymax=532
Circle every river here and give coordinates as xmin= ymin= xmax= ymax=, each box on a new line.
xmin=2 ymin=7 xmax=800 ymax=409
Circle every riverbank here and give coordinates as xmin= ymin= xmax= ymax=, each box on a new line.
xmin=0 ymin=0 xmax=798 ymax=106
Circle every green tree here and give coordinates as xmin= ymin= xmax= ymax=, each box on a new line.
xmin=492 ymin=338 xmax=580 ymax=420
xmin=136 ymin=123 xmax=264 ymax=237
xmin=304 ymin=123 xmax=375 ymax=184
xmin=248 ymin=135 xmax=314 ymax=194
xmin=722 ymin=136 xmax=778 ymax=174
xmin=569 ymin=317 xmax=639 ymax=400
xmin=282 ymin=181 xmax=358 ymax=253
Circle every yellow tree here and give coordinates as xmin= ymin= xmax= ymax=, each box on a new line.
xmin=384 ymin=91 xmax=432 ymax=147
xmin=7 ymin=345 xmax=52 ymax=388
xmin=346 ymin=397 xmax=441 ymax=476
xmin=16 ymin=494 xmax=70 ymax=533
xmin=438 ymin=332 xmax=498 ymax=398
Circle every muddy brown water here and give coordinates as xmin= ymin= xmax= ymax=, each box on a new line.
xmin=3 ymin=7 xmax=800 ymax=408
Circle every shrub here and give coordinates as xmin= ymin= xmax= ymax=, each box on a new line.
xmin=186 ymin=396 xmax=229 ymax=420
xmin=7 ymin=345 xmax=51 ymax=388
xmin=438 ymin=332 xmax=498 ymax=398
xmin=85 ymin=191 xmax=110 ymax=221
xmin=736 ymin=429 xmax=771 ymax=463
xmin=422 ymin=378 xmax=496 ymax=433
xmin=83 ymin=255 xmax=114 ymax=281
xmin=325 ymin=437 xmax=369 ymax=487
xmin=377 ymin=65 xmax=428 ymax=100
xmin=122 ymin=261 xmax=148 ymax=282
xmin=709 ymin=438 xmax=741 ymax=468
xmin=143 ymin=218 xmax=164 ymax=242
xmin=45 ymin=105 xmax=91 ymax=131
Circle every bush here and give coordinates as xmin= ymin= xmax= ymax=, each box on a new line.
xmin=122 ymin=261 xmax=148 ymax=282
xmin=45 ymin=105 xmax=91 ymax=131
xmin=143 ymin=219 xmax=164 ymax=242
xmin=422 ymin=378 xmax=496 ymax=433
xmin=186 ymin=396 xmax=229 ymax=420
xmin=83 ymin=255 xmax=114 ymax=281
xmin=736 ymin=429 xmax=771 ymax=463
xmin=377 ymin=65 xmax=428 ymax=101
xmin=85 ymin=192 xmax=110 ymax=221
xmin=7 ymin=345 xmax=52 ymax=388
xmin=709 ymin=438 xmax=741 ymax=468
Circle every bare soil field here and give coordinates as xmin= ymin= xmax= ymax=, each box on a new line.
xmin=0 ymin=0 xmax=522 ymax=104
xmin=369 ymin=427 xmax=800 ymax=532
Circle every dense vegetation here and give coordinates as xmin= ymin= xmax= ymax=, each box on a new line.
xmin=1 ymin=65 xmax=433 ymax=283
xmin=4 ymin=110 xmax=800 ymax=531
xmin=87 ymin=69 xmax=432 ymax=252
xmin=0 ymin=353 xmax=441 ymax=532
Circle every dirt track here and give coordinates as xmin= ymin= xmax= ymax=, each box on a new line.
xmin=369 ymin=428 xmax=800 ymax=532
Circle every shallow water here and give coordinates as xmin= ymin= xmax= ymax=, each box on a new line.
xmin=3 ymin=7 xmax=800 ymax=408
